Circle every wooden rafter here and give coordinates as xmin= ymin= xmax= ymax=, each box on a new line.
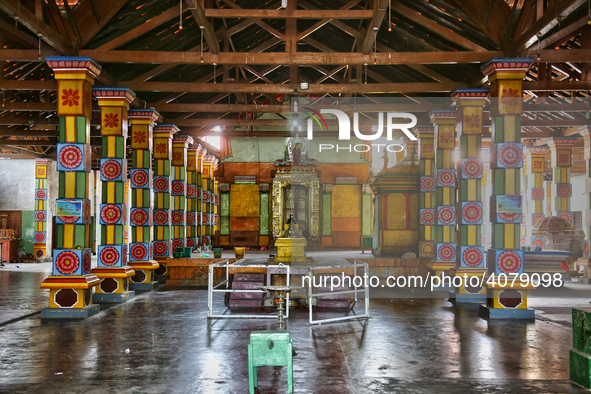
xmin=0 ymin=0 xmax=73 ymax=54
xmin=96 ymin=4 xmax=189 ymax=51
xmin=450 ymin=0 xmax=511 ymax=49
xmin=185 ymin=0 xmax=220 ymax=54
xmin=77 ymin=0 xmax=129 ymax=48
xmin=391 ymin=2 xmax=487 ymax=52
xmin=361 ymin=0 xmax=388 ymax=54
xmin=203 ymin=9 xmax=373 ymax=19
xmin=507 ymin=0 xmax=587 ymax=54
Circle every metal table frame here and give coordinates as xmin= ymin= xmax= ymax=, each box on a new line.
xmin=307 ymin=259 xmax=370 ymax=325
xmin=207 ymin=259 xmax=292 ymax=320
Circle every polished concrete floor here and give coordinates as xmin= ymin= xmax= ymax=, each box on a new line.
xmin=0 ymin=260 xmax=590 ymax=394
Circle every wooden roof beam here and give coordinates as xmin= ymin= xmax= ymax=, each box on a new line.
xmin=186 ymin=0 xmax=220 ymax=54
xmin=77 ymin=0 xmax=129 ymax=48
xmin=507 ymin=0 xmax=587 ymax=54
xmin=361 ymin=0 xmax=388 ymax=54
xmin=72 ymin=49 xmax=503 ymax=65
xmin=450 ymin=0 xmax=511 ymax=49
xmin=96 ymin=3 xmax=189 ymax=51
xmin=526 ymin=15 xmax=588 ymax=51
xmin=202 ymin=9 xmax=373 ymax=19
xmin=0 ymin=0 xmax=73 ymax=54
xmin=391 ymin=2 xmax=488 ymax=52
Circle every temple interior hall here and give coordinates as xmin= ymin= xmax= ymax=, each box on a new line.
xmin=3 ymin=1 xmax=591 ymax=393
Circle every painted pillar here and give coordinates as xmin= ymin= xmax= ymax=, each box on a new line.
xmin=578 ymin=126 xmax=591 ymax=283
xmin=428 ymin=110 xmax=457 ymax=285
xmin=186 ymin=143 xmax=201 ymax=250
xmin=40 ymin=57 xmax=101 ymax=319
xmin=128 ymin=109 xmax=160 ymax=290
xmin=91 ymin=87 xmax=136 ymax=303
xmin=171 ymin=136 xmax=193 ymax=253
xmin=152 ymin=125 xmax=178 ymax=280
xmin=34 ymin=159 xmax=52 ymax=259
xmin=450 ymin=88 xmax=489 ymax=303
xmin=523 ymin=146 xmax=549 ymax=248
xmin=481 ymin=152 xmax=492 ymax=250
xmin=480 ymin=57 xmax=535 ymax=319
xmin=417 ymin=126 xmax=436 ymax=259
xmin=547 ymin=138 xmax=578 ymax=225
xmin=259 ymin=183 xmax=270 ymax=247
xmin=214 ymin=176 xmax=220 ymax=238
xmin=197 ymin=148 xmax=206 ymax=246
xmin=201 ymin=155 xmax=216 ymax=246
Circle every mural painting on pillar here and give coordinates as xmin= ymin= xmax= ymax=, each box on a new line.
xmin=152 ymin=125 xmax=178 ymax=280
xmin=34 ymin=159 xmax=52 ymax=259
xmin=417 ymin=126 xmax=435 ymax=258
xmin=90 ymin=87 xmax=137 ymax=304
xmin=40 ymin=57 xmax=102 ymax=319
xmin=479 ymin=57 xmax=536 ymax=319
xmin=449 ymin=88 xmax=488 ymax=303
xmin=428 ymin=110 xmax=457 ymax=285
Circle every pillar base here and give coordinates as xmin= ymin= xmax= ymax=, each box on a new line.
xmin=449 ymin=292 xmax=486 ymax=304
xmin=432 ymin=283 xmax=454 ymax=292
xmin=571 ymin=349 xmax=591 ymax=388
xmin=155 ymin=275 xmax=169 ymax=283
xmin=41 ymin=304 xmax=100 ymax=320
xmin=578 ymin=278 xmax=591 ymax=284
xmin=478 ymin=304 xmax=535 ymax=320
xmin=129 ymin=281 xmax=160 ymax=291
xmin=92 ymin=291 xmax=135 ymax=304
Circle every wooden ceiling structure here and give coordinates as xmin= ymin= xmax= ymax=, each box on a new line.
xmin=0 ymin=0 xmax=590 ymax=169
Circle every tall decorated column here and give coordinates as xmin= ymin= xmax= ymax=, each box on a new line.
xmin=578 ymin=126 xmax=591 ymax=283
xmin=429 ymin=110 xmax=458 ymax=288
xmin=450 ymin=89 xmax=489 ymax=303
xmin=480 ymin=57 xmax=535 ymax=319
xmin=91 ymin=87 xmax=136 ymax=303
xmin=201 ymin=155 xmax=216 ymax=247
xmin=40 ymin=57 xmax=101 ymax=319
xmin=523 ymin=146 xmax=549 ymax=248
xmin=128 ymin=109 xmax=160 ymax=290
xmin=152 ymin=125 xmax=178 ymax=281
xmin=34 ymin=159 xmax=52 ymax=259
xmin=186 ymin=143 xmax=202 ymax=250
xmin=417 ymin=126 xmax=436 ymax=259
xmin=197 ymin=147 xmax=206 ymax=246
xmin=547 ymin=138 xmax=578 ymax=226
xmin=171 ymin=136 xmax=193 ymax=253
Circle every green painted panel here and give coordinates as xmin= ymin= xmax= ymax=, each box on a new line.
xmin=361 ymin=193 xmax=372 ymax=236
xmin=221 ymin=217 xmax=230 ymax=235
xmin=19 ymin=210 xmax=35 ymax=254
xmin=322 ymin=194 xmax=332 ymax=236
xmin=220 ymin=193 xmax=230 ymax=216
xmin=259 ymin=193 xmax=269 ymax=235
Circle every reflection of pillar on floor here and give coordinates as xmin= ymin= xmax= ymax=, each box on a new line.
xmin=450 ymin=89 xmax=489 ymax=303
xmin=152 ymin=125 xmax=179 ymax=281
xmin=128 ymin=109 xmax=160 ymax=291
xmin=41 ymin=57 xmax=102 ymax=319
xmin=577 ymin=127 xmax=591 ymax=283
xmin=91 ymin=87 xmax=137 ymax=304
xmin=186 ymin=143 xmax=201 ymax=250
xmin=171 ymin=136 xmax=193 ymax=252
xmin=34 ymin=159 xmax=52 ymax=259
xmin=479 ymin=57 xmax=535 ymax=320
xmin=523 ymin=146 xmax=549 ymax=248
xmin=428 ymin=110 xmax=457 ymax=290
xmin=417 ymin=126 xmax=436 ymax=259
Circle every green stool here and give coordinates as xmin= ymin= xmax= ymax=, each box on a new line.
xmin=248 ymin=331 xmax=293 ymax=393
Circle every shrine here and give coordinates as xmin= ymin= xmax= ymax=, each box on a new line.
xmin=2 ymin=1 xmax=591 ymax=393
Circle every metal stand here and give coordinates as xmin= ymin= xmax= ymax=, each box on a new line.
xmin=207 ymin=259 xmax=291 ymax=320
xmin=307 ymin=259 xmax=370 ymax=325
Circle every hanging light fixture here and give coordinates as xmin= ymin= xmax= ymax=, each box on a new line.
xmin=200 ymin=26 xmax=205 ymax=63
xmin=388 ymin=0 xmax=392 ymax=31
xmin=179 ymin=0 xmax=183 ymax=29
